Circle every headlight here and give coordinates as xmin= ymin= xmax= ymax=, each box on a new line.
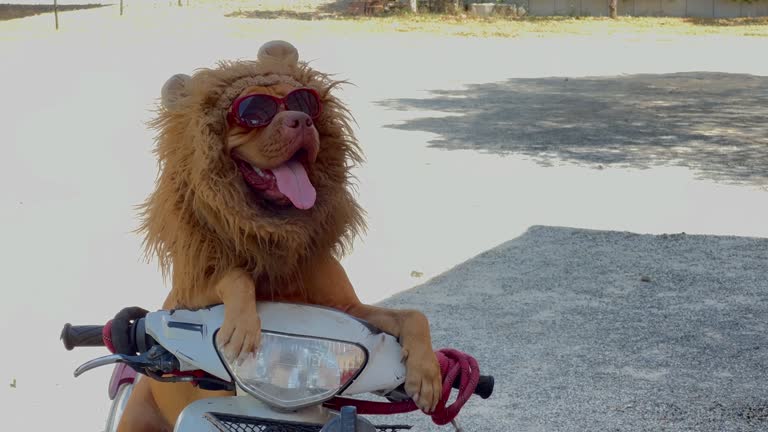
xmin=216 ymin=331 xmax=367 ymax=410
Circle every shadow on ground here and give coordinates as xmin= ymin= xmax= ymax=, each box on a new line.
xmin=0 ymin=3 xmax=107 ymax=21
xmin=375 ymin=225 xmax=768 ymax=431
xmin=378 ymin=72 xmax=768 ymax=186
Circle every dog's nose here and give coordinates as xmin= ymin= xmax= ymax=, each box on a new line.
xmin=283 ymin=111 xmax=313 ymax=129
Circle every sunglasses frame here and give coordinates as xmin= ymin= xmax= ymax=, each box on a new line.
xmin=226 ymin=87 xmax=323 ymax=130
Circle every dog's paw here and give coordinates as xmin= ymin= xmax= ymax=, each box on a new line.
xmin=403 ymin=347 xmax=443 ymax=413
xmin=215 ymin=304 xmax=261 ymax=364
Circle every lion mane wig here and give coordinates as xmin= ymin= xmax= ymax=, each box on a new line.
xmin=138 ymin=41 xmax=366 ymax=306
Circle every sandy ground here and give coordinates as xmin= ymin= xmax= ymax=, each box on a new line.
xmin=0 ymin=3 xmax=766 ymax=431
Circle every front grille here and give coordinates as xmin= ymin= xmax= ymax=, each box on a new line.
xmin=205 ymin=412 xmax=412 ymax=432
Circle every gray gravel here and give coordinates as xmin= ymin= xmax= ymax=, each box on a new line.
xmin=372 ymin=225 xmax=768 ymax=431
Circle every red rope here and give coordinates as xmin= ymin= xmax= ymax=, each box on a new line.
xmin=324 ymin=348 xmax=480 ymax=426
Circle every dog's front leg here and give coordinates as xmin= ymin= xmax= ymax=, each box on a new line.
xmin=213 ymin=268 xmax=261 ymax=362
xmin=347 ymin=304 xmax=443 ymax=413
xmin=299 ymin=254 xmax=443 ymax=412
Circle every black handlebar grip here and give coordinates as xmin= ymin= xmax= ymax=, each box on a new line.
xmin=60 ymin=324 xmax=105 ymax=350
xmin=451 ymin=374 xmax=494 ymax=399
xmin=474 ymin=375 xmax=494 ymax=399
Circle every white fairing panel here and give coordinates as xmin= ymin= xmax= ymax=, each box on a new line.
xmin=105 ymin=383 xmax=133 ymax=432
xmin=144 ymin=302 xmax=406 ymax=395
xmin=144 ymin=306 xmax=230 ymax=381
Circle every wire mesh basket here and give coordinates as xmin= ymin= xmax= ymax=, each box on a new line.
xmin=204 ymin=412 xmax=412 ymax=432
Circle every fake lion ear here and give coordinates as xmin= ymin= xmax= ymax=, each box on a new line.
xmin=161 ymin=73 xmax=191 ymax=110
xmin=257 ymin=40 xmax=299 ymax=67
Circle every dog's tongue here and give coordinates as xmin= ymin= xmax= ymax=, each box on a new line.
xmin=272 ymin=160 xmax=316 ymax=210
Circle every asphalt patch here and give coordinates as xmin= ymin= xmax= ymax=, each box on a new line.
xmin=372 ymin=226 xmax=768 ymax=431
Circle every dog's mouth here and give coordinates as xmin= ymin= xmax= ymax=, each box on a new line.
xmin=233 ymin=149 xmax=316 ymax=210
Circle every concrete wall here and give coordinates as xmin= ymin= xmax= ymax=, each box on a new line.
xmin=522 ymin=0 xmax=768 ymax=17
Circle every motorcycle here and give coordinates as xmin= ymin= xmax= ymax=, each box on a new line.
xmin=61 ymin=302 xmax=494 ymax=431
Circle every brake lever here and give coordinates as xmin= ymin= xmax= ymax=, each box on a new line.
xmin=74 ymin=345 xmax=178 ymax=377
xmin=74 ymin=353 xmax=150 ymax=377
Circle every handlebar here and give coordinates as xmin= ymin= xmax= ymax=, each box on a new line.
xmin=391 ymin=373 xmax=494 ymax=402
xmin=61 ymin=307 xmax=152 ymax=356
xmin=452 ymin=374 xmax=494 ymax=399
xmin=60 ymin=324 xmax=105 ymax=350
xmin=60 ymin=316 xmax=186 ymax=383
xmin=61 ymin=305 xmax=495 ymax=403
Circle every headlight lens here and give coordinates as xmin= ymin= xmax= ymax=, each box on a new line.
xmin=216 ymin=331 xmax=367 ymax=410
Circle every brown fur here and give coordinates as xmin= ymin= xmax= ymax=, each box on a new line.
xmin=137 ymin=57 xmax=366 ymax=306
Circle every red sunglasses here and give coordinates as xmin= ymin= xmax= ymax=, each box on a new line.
xmin=226 ymin=88 xmax=322 ymax=129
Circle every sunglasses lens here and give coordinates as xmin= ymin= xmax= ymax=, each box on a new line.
xmin=285 ymin=89 xmax=321 ymax=119
xmin=237 ymin=95 xmax=279 ymax=127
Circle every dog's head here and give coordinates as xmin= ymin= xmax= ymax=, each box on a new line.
xmin=140 ymin=41 xmax=365 ymax=302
